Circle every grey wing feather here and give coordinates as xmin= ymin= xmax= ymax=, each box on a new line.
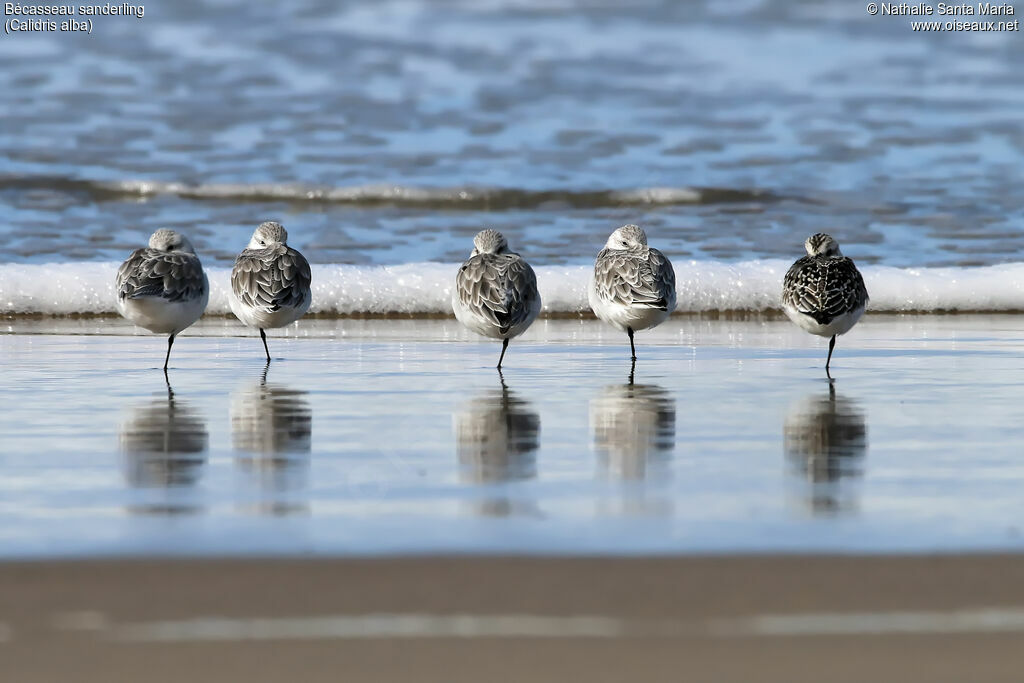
xmin=231 ymin=246 xmax=312 ymax=312
xmin=783 ymin=256 xmax=868 ymax=324
xmin=116 ymin=249 xmax=206 ymax=302
xmin=456 ymin=253 xmax=539 ymax=334
xmin=594 ymin=248 xmax=676 ymax=310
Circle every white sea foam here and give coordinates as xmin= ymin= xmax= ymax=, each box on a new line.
xmin=2 ymin=260 xmax=1024 ymax=315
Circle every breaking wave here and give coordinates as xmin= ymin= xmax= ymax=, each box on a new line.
xmin=0 ymin=175 xmax=782 ymax=209
xmin=3 ymin=260 xmax=1023 ymax=316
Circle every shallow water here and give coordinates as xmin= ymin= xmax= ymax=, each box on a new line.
xmin=3 ymin=316 xmax=1024 ymax=558
xmin=1 ymin=0 xmax=1023 ymax=267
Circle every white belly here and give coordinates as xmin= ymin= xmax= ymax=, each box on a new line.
xmin=452 ymin=292 xmax=541 ymax=340
xmin=230 ymin=296 xmax=311 ymax=330
xmin=784 ymin=304 xmax=865 ymax=338
xmin=588 ymin=279 xmax=672 ymax=333
xmin=117 ymin=290 xmax=208 ymax=336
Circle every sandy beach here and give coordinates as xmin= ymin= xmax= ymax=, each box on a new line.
xmin=3 ymin=554 xmax=1024 ymax=682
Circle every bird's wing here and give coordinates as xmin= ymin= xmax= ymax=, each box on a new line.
xmin=647 ymin=247 xmax=676 ymax=309
xmin=116 ymin=249 xmax=206 ymax=302
xmin=231 ymin=246 xmax=312 ymax=312
xmin=456 ymin=253 xmax=539 ymax=333
xmin=783 ymin=257 xmax=868 ymax=324
xmin=593 ymin=248 xmax=675 ymax=310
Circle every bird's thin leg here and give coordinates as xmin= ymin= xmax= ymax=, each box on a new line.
xmin=165 ymin=367 xmax=176 ymax=404
xmin=163 ymin=334 xmax=176 ymax=372
xmin=260 ymin=328 xmax=271 ymax=362
xmin=628 ymin=357 xmax=636 ymax=386
xmin=260 ymin=359 xmax=271 ymax=386
xmin=497 ymin=338 xmax=509 ymax=370
xmin=628 ymin=327 xmax=636 ymax=361
xmin=825 ymin=334 xmax=837 ymax=378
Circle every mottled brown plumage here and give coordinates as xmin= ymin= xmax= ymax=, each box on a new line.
xmin=117 ymin=248 xmax=206 ymax=303
xmin=592 ymin=246 xmax=675 ymax=311
xmin=782 ymin=233 xmax=869 ymax=377
xmin=231 ymin=244 xmax=312 ymax=314
xmin=115 ymin=229 xmax=209 ymax=371
xmin=456 ymin=252 xmax=539 ymax=336
xmin=452 ymin=229 xmax=541 ymax=369
xmin=782 ymin=255 xmax=868 ymax=326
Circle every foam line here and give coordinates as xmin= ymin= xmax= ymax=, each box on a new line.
xmin=2 ymin=260 xmax=1024 ymax=315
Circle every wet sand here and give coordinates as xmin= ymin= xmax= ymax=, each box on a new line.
xmin=3 ymin=554 xmax=1024 ymax=682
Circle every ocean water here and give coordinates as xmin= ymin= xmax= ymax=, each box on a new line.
xmin=1 ymin=0 xmax=1023 ymax=275
xmin=2 ymin=316 xmax=1024 ymax=557
xmin=2 ymin=1 xmax=1024 ymax=558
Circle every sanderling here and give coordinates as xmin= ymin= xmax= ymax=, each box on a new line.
xmin=588 ymin=224 xmax=676 ymax=361
xmin=454 ymin=374 xmax=539 ymax=516
xmin=591 ymin=381 xmax=675 ymax=485
xmin=783 ymin=383 xmax=866 ymax=513
xmin=782 ymin=233 xmax=869 ymax=377
xmin=120 ymin=381 xmax=208 ymax=490
xmin=454 ymin=375 xmax=539 ymax=483
xmin=231 ymin=364 xmax=312 ymax=456
xmin=452 ymin=229 xmax=541 ymax=369
xmin=116 ymin=229 xmax=209 ymax=371
xmin=230 ymin=221 xmax=312 ymax=362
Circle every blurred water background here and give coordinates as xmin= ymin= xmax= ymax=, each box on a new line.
xmin=1 ymin=0 xmax=1022 ymax=269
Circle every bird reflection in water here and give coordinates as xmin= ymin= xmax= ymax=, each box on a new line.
xmin=591 ymin=372 xmax=675 ymax=480
xmin=231 ymin=363 xmax=312 ymax=516
xmin=783 ymin=382 xmax=867 ymax=515
xmin=454 ymin=371 xmax=540 ymax=517
xmin=120 ymin=379 xmax=208 ymax=516
xmin=590 ymin=367 xmax=675 ymax=515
